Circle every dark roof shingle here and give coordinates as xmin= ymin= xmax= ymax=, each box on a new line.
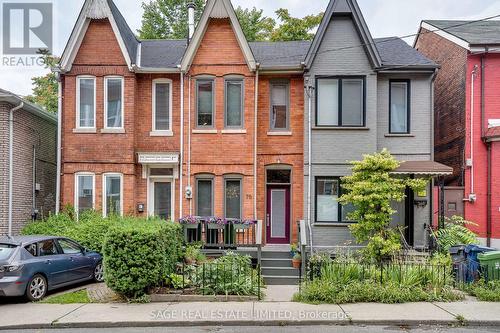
xmin=374 ymin=37 xmax=437 ymax=68
xmin=140 ymin=40 xmax=187 ymax=68
xmin=249 ymin=41 xmax=311 ymax=69
xmin=107 ymin=0 xmax=139 ymax=64
xmin=424 ymin=20 xmax=500 ymax=45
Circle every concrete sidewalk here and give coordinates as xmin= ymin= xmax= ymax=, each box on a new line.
xmin=1 ymin=301 xmax=500 ymax=329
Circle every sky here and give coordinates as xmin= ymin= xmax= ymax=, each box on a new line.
xmin=1 ymin=0 xmax=500 ymax=96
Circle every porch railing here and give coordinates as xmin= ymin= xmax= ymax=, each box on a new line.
xmin=182 ymin=217 xmax=263 ymax=249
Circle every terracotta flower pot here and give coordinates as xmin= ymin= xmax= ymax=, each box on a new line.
xmin=292 ymin=259 xmax=301 ymax=269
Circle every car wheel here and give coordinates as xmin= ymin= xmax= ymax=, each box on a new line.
xmin=93 ymin=261 xmax=104 ymax=282
xmin=26 ymin=274 xmax=47 ymax=302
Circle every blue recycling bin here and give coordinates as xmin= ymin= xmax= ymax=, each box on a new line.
xmin=464 ymin=245 xmax=497 ymax=282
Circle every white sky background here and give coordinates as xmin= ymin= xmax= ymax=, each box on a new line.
xmin=1 ymin=0 xmax=500 ymax=96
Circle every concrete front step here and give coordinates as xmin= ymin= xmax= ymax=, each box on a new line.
xmin=263 ymin=275 xmax=300 ymax=285
xmin=262 ymin=267 xmax=299 ymax=277
xmin=261 ymin=258 xmax=292 ymax=268
xmin=261 ymin=251 xmax=293 ymax=259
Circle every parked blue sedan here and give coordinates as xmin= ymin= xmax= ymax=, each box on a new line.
xmin=0 ymin=236 xmax=103 ymax=301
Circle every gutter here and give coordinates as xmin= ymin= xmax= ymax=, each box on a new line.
xmin=55 ymin=79 xmax=62 ymax=213
xmin=487 ymin=142 xmax=492 ymax=247
xmin=480 ymin=51 xmax=491 ymax=247
xmin=429 ymin=69 xmax=437 ymax=235
xmin=8 ymin=102 xmax=24 ymax=236
xmin=179 ymin=68 xmax=184 ymax=219
xmin=305 ymin=77 xmax=314 ymax=254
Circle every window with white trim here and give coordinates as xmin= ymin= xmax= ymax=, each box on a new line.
xmin=270 ymin=82 xmax=289 ymax=130
xmin=153 ymin=79 xmax=172 ymax=132
xmin=103 ymin=174 xmax=122 ymax=217
xmin=389 ymin=80 xmax=410 ymax=134
xmin=77 ymin=77 xmax=96 ymax=129
xmin=315 ymin=177 xmax=355 ymax=223
xmin=75 ymin=173 xmax=94 ymax=215
xmin=105 ymin=77 xmax=124 ymax=129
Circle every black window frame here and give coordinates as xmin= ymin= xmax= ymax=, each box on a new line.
xmin=195 ymin=177 xmax=214 ymax=217
xmin=196 ymin=78 xmax=215 ymax=128
xmin=315 ymin=76 xmax=366 ymax=128
xmin=314 ymin=176 xmax=355 ymax=223
xmin=269 ymin=80 xmax=290 ymax=131
xmin=223 ymin=176 xmax=243 ymax=220
xmin=389 ymin=79 xmax=411 ymax=134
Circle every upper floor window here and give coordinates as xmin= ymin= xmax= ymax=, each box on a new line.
xmin=104 ymin=77 xmax=124 ymax=129
xmin=389 ymin=80 xmax=410 ymax=134
xmin=270 ymin=81 xmax=289 ymax=130
xmin=152 ymin=79 xmax=172 ymax=133
xmin=196 ymin=79 xmax=214 ymax=128
xmin=103 ymin=173 xmax=123 ymax=217
xmin=316 ymin=77 xmax=365 ymax=127
xmin=76 ymin=76 xmax=96 ymax=129
xmin=225 ymin=79 xmax=244 ymax=128
xmin=75 ymin=173 xmax=94 ymax=216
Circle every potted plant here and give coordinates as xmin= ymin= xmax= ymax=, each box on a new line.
xmin=206 ymin=217 xmax=226 ymax=229
xmin=179 ymin=216 xmax=199 ymax=229
xmin=290 ymin=243 xmax=299 ymax=256
xmin=292 ymin=253 xmax=302 ymax=269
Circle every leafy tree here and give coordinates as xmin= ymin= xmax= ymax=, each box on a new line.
xmin=235 ymin=7 xmax=275 ymax=42
xmin=433 ymin=216 xmax=478 ymax=253
xmin=270 ymin=9 xmax=323 ymax=42
xmin=26 ymin=50 xmax=59 ymax=114
xmin=138 ymin=0 xmax=205 ymax=39
xmin=339 ymin=149 xmax=428 ymax=263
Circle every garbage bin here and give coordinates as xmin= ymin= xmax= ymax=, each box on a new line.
xmin=449 ymin=245 xmax=468 ymax=283
xmin=478 ymin=251 xmax=500 ymax=281
xmin=464 ymin=245 xmax=496 ymax=282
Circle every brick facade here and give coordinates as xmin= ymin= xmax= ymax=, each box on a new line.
xmin=60 ymin=17 xmax=304 ymax=243
xmin=0 ymin=102 xmax=57 ymax=235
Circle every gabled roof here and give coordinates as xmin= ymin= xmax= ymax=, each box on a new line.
xmin=59 ymin=0 xmax=139 ymax=72
xmin=180 ymin=0 xmax=256 ymax=71
xmin=0 ymin=88 xmax=57 ymax=124
xmin=423 ymin=20 xmax=500 ymax=46
xmin=375 ymin=37 xmax=438 ymax=69
xmin=305 ymin=0 xmax=381 ymax=69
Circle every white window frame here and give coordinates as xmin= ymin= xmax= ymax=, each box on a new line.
xmin=104 ymin=76 xmax=125 ymax=130
xmin=102 ymin=173 xmax=123 ymax=217
xmin=151 ymin=78 xmax=173 ymax=136
xmin=147 ymin=167 xmax=175 ymax=220
xmin=74 ymin=172 xmax=95 ymax=217
xmin=76 ymin=76 xmax=96 ymax=130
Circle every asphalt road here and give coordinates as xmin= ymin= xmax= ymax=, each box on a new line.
xmin=2 ymin=326 xmax=500 ymax=333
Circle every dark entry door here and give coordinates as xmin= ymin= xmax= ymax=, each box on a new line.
xmin=266 ymin=186 xmax=290 ymax=244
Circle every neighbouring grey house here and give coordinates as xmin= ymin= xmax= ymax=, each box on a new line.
xmin=0 ymin=89 xmax=57 ymax=236
xmin=302 ymin=0 xmax=452 ymax=251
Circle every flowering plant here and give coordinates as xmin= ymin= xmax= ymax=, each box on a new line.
xmin=178 ymin=216 xmax=199 ymax=224
xmin=205 ymin=216 xmax=226 ymax=225
xmin=240 ymin=219 xmax=257 ymax=225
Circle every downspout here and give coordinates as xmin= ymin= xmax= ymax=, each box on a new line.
xmin=254 ymin=64 xmax=260 ymax=220
xmin=188 ymin=75 xmax=193 ymax=215
xmin=8 ymin=102 xmax=24 ymax=236
xmin=55 ymin=78 xmax=62 ymax=213
xmin=32 ymin=145 xmax=36 ymax=221
xmin=305 ymin=77 xmax=314 ymax=253
xmin=468 ymin=65 xmax=478 ymax=201
xmin=179 ymin=69 xmax=184 ymax=219
xmin=487 ymin=142 xmax=492 ymax=247
xmin=429 ymin=69 xmax=437 ymax=242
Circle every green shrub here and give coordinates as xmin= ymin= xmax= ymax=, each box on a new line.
xmin=434 ymin=216 xmax=479 ymax=252
xmin=468 ymin=280 xmax=500 ymax=301
xmin=103 ymin=219 xmax=182 ymax=298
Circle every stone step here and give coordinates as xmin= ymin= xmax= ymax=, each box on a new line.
xmin=263 ymin=275 xmax=300 ymax=285
xmin=262 ymin=267 xmax=299 ymax=277
xmin=261 ymin=251 xmax=293 ymax=259
xmin=261 ymin=258 xmax=292 ymax=268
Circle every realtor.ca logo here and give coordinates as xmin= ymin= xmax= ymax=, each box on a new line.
xmin=2 ymin=2 xmax=53 ymax=67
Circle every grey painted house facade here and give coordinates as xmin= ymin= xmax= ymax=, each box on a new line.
xmin=302 ymin=0 xmax=444 ymax=250
xmin=0 ymin=89 xmax=57 ymax=236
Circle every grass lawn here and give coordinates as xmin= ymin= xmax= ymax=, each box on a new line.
xmin=41 ymin=290 xmax=91 ymax=304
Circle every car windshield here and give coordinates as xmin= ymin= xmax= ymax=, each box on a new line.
xmin=0 ymin=244 xmax=17 ymax=261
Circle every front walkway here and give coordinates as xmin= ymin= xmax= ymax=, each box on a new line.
xmin=1 ymin=300 xmax=500 ymax=329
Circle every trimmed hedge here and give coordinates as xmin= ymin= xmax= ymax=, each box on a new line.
xmin=103 ymin=219 xmax=182 ymax=298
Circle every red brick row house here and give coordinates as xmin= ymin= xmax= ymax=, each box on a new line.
xmin=56 ymin=0 xmax=304 ymax=244
xmin=415 ymin=20 xmax=500 ymax=247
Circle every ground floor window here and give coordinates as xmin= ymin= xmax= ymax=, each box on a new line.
xmin=224 ymin=178 xmax=242 ymax=219
xmin=153 ymin=182 xmax=172 ymax=220
xmin=196 ymin=178 xmax=213 ymax=217
xmin=103 ymin=173 xmax=122 ymax=217
xmin=75 ymin=173 xmax=94 ymax=215
xmin=315 ymin=177 xmax=355 ymax=223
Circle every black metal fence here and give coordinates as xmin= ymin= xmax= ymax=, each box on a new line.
xmin=454 ymin=261 xmax=500 ymax=284
xmin=302 ymin=261 xmax=453 ymax=287
xmin=166 ymin=262 xmax=263 ymax=300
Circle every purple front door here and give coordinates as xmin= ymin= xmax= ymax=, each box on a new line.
xmin=266 ymin=186 xmax=290 ymax=244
